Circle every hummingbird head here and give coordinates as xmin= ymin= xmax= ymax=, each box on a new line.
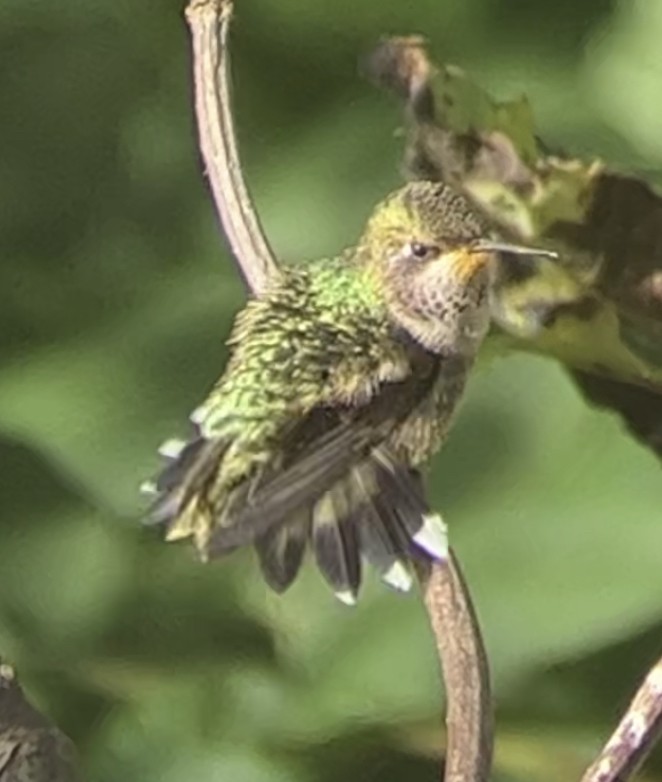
xmin=357 ymin=181 xmax=553 ymax=355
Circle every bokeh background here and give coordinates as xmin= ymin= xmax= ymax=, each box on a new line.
xmin=1 ymin=0 xmax=662 ymax=779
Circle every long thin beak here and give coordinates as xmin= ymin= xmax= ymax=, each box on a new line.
xmin=470 ymin=240 xmax=558 ymax=260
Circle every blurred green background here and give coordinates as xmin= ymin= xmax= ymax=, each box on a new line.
xmin=1 ymin=0 xmax=661 ymax=779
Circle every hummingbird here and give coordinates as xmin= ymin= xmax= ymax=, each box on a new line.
xmin=143 ymin=181 xmax=553 ymax=603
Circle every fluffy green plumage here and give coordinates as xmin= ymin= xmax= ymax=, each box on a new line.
xmin=196 ymin=257 xmax=405 ymax=456
xmin=144 ymin=181 xmax=499 ymax=602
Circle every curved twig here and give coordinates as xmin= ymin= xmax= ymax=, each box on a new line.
xmin=580 ymin=654 xmax=662 ymax=782
xmin=185 ymin=0 xmax=278 ymax=295
xmin=416 ymin=555 xmax=493 ymax=782
xmin=183 ymin=2 xmax=494 ymax=780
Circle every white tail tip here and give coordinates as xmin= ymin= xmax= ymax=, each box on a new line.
xmin=412 ymin=513 xmax=448 ymax=561
xmin=382 ymin=560 xmax=413 ymax=592
xmin=140 ymin=480 xmax=157 ymax=496
xmin=190 ymin=405 xmax=207 ymax=425
xmin=158 ymin=438 xmax=187 ymax=459
xmin=335 ymin=590 xmax=358 ymax=606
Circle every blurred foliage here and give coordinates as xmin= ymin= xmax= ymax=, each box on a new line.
xmin=1 ymin=0 xmax=661 ymax=780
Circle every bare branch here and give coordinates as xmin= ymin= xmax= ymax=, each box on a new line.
xmin=581 ymin=655 xmax=662 ymax=782
xmin=185 ymin=0 xmax=278 ymax=295
xmin=184 ymin=2 xmax=494 ymax=780
xmin=417 ymin=554 xmax=493 ymax=782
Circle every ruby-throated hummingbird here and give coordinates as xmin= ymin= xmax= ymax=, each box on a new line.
xmin=143 ymin=181 xmax=553 ymax=603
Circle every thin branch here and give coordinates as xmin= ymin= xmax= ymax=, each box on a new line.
xmin=417 ymin=554 xmax=493 ymax=782
xmin=185 ymin=0 xmax=278 ymax=295
xmin=581 ymin=654 xmax=662 ymax=782
xmin=184 ymin=1 xmax=494 ymax=780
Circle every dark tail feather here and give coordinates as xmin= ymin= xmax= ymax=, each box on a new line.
xmin=142 ymin=435 xmax=227 ymax=546
xmin=356 ymin=503 xmax=414 ymax=592
xmin=371 ymin=455 xmax=448 ymax=561
xmin=143 ymin=435 xmax=446 ymax=601
xmin=254 ymin=510 xmax=310 ymax=592
xmin=311 ymin=483 xmax=362 ymax=604
xmin=152 ymin=438 xmax=213 ymax=495
xmin=372 ymin=453 xmax=428 ymax=539
xmin=348 ymin=450 xmax=448 ymax=593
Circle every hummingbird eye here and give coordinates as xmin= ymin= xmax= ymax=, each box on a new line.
xmin=406 ymin=242 xmax=439 ymax=261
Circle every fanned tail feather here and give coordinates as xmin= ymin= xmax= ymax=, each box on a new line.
xmin=143 ymin=434 xmax=447 ymax=602
xmin=355 ymin=503 xmax=414 ymax=592
xmin=142 ymin=434 xmax=228 ymax=549
xmin=370 ymin=452 xmax=448 ymax=561
xmin=250 ymin=449 xmax=447 ymax=602
xmin=344 ymin=450 xmax=447 ymax=595
xmin=254 ymin=509 xmax=310 ymax=592
xmin=311 ymin=482 xmax=362 ymax=604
